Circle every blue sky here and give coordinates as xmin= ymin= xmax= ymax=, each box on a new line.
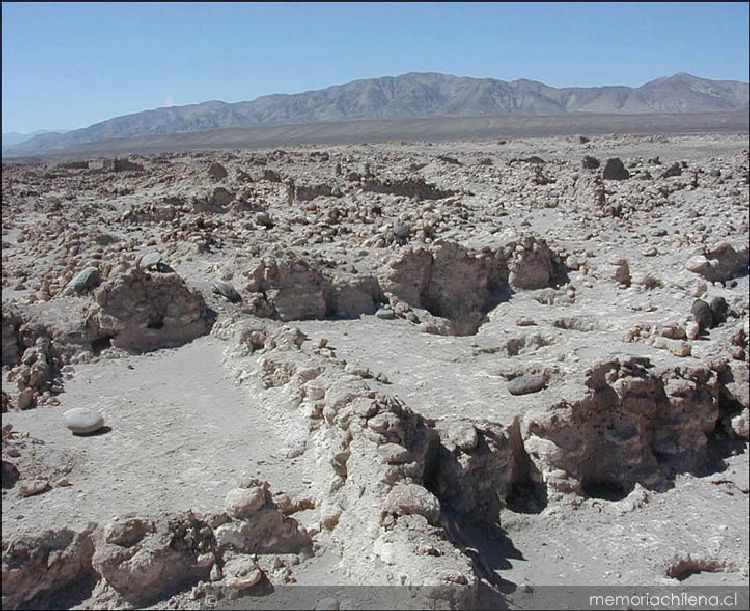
xmin=2 ymin=2 xmax=749 ymax=133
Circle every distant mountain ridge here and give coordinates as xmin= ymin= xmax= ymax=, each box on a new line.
xmin=2 ymin=129 xmax=67 ymax=150
xmin=6 ymin=72 xmax=749 ymax=155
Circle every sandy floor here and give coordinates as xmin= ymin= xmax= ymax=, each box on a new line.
xmin=1 ymin=336 xmax=319 ymax=535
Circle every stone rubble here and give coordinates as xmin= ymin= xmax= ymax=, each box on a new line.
xmin=2 ymin=133 xmax=748 ymax=608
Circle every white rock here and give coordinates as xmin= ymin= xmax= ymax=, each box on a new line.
xmin=63 ymin=408 xmax=104 ymax=434
xmin=137 ymin=252 xmax=163 ymax=269
xmin=686 ymin=255 xmax=709 ymax=273
xmin=225 ymin=486 xmax=266 ymax=518
xmin=731 ymin=409 xmax=749 ymax=439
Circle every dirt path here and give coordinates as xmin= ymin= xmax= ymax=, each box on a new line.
xmin=2 ymin=336 xmax=300 ymax=533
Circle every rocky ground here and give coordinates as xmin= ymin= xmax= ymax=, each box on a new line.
xmin=1 ymin=132 xmax=749 ymax=610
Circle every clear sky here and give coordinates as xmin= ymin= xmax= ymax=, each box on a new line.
xmin=2 ymin=1 xmax=749 ymax=133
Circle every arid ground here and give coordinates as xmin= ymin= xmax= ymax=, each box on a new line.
xmin=2 ymin=130 xmax=748 ymax=609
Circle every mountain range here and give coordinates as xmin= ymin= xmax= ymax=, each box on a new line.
xmin=5 ymin=72 xmax=748 ymax=156
xmin=1 ymin=129 xmax=67 ymax=151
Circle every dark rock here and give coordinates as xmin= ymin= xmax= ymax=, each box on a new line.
xmin=361 ymin=177 xmax=454 ymax=201
xmin=582 ymin=155 xmax=600 ymax=170
xmin=67 ymin=267 xmax=101 ymax=293
xmin=113 ymin=159 xmax=144 ymax=172
xmin=208 ymin=163 xmax=228 ymax=180
xmin=392 ymin=221 xmax=410 ymax=241
xmin=213 ymin=281 xmax=241 ymax=303
xmin=294 ymin=183 xmax=333 ymax=201
xmin=2 ymin=460 xmax=20 ymax=488
xmin=602 ymin=158 xmax=630 ymax=180
xmin=255 ymin=212 xmax=274 ymax=228
xmin=691 ymin=299 xmax=713 ymax=330
xmin=507 ymin=374 xmax=546 ymax=396
xmin=153 ymin=262 xmax=175 ymax=274
xmin=708 ymin=296 xmax=729 ymax=326
xmin=211 ymin=187 xmax=234 ymax=207
xmin=58 ymin=160 xmax=89 ymax=170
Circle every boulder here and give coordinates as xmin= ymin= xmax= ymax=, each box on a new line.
xmin=18 ymin=479 xmax=50 ymax=497
xmin=63 ymin=408 xmax=104 ymax=435
xmin=582 ymin=155 xmax=600 ymax=170
xmin=67 ymin=267 xmax=100 ymax=293
xmin=208 ymin=162 xmax=228 ymax=179
xmin=225 ymin=486 xmax=268 ymax=519
xmin=602 ymin=158 xmax=630 ymax=180
xmin=136 ymin=252 xmax=163 ymax=270
xmin=731 ymin=409 xmax=749 ymax=439
xmin=507 ymin=374 xmax=546 ymax=396
xmin=376 ymin=308 xmax=397 ymax=320
xmin=212 ymin=281 xmax=241 ymax=303
xmin=690 ymin=299 xmax=713 ymax=330
xmin=382 ymin=483 xmax=440 ymax=525
xmin=708 ymin=296 xmax=729 ymax=326
xmin=221 ymin=554 xmax=264 ymax=588
xmin=104 ymin=517 xmax=155 ymax=546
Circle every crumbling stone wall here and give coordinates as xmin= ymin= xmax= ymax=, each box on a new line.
xmin=524 ymin=357 xmax=732 ymax=498
xmin=91 ymin=268 xmax=211 ymax=352
xmin=361 ymin=177 xmax=455 ymax=201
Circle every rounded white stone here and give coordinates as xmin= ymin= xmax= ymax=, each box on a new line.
xmin=63 ymin=408 xmax=104 ymax=434
xmin=138 ymin=252 xmax=163 ymax=269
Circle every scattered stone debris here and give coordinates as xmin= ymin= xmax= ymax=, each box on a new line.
xmin=2 ymin=132 xmax=748 ymax=609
